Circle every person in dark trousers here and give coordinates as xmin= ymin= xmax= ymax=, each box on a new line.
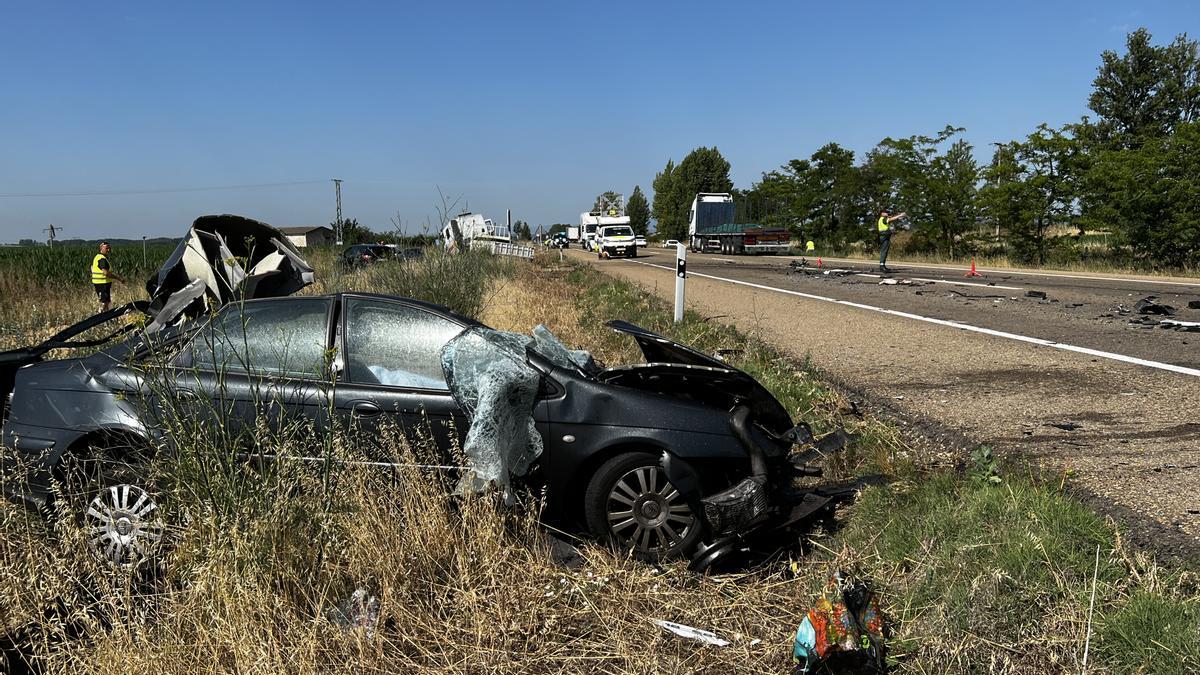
xmin=90 ymin=242 xmax=124 ymax=312
xmin=876 ymin=210 xmax=906 ymax=273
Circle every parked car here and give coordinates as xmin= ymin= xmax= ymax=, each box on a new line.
xmin=2 ymin=295 xmax=855 ymax=569
xmin=340 ymin=244 xmax=394 ymax=269
xmin=661 ymin=239 xmax=681 ymax=248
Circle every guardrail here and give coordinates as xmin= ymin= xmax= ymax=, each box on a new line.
xmin=484 ymin=241 xmax=535 ymax=259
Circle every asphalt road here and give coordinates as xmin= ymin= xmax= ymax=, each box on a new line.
xmin=567 ymin=246 xmax=1200 ymax=557
xmin=630 ymin=248 xmax=1200 ymax=373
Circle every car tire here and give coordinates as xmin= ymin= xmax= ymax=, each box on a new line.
xmin=61 ymin=448 xmax=165 ymax=569
xmin=584 ymin=451 xmax=703 ymax=560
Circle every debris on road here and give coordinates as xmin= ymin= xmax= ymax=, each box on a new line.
xmin=1135 ymin=297 xmax=1176 ymax=316
xmin=652 ymin=619 xmax=730 ymax=647
xmin=1127 ymin=316 xmax=1160 ymax=328
xmin=1026 ymin=290 xmax=1048 ymax=299
xmin=1048 ymin=422 xmax=1083 ymax=431
xmin=1160 ymin=319 xmax=1200 ymax=332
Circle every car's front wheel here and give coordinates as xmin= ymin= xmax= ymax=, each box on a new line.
xmin=61 ymin=450 xmax=164 ymax=569
xmin=584 ymin=452 xmax=702 ymax=560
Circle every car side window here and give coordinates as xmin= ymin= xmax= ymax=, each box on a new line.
xmin=344 ymin=298 xmax=465 ymax=390
xmin=191 ymin=299 xmax=331 ymax=379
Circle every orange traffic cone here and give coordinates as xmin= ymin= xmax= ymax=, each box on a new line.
xmin=964 ymin=257 xmax=982 ymax=277
xmin=817 ymin=257 xmax=822 ymax=269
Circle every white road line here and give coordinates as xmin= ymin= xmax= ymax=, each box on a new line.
xmin=813 ymin=256 xmax=1200 ymax=288
xmin=853 ymin=272 xmax=1022 ymax=291
xmin=623 ymin=259 xmax=1200 ymax=378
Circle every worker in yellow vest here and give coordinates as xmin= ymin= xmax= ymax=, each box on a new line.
xmin=876 ymin=210 xmax=906 ymax=273
xmin=90 ymin=242 xmax=125 ymax=312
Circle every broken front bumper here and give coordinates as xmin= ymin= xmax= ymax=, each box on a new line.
xmin=686 ymin=426 xmax=861 ymax=572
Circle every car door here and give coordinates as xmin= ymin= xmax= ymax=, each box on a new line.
xmin=332 ymin=296 xmax=469 ymax=462
xmin=170 ymin=297 xmax=334 ymax=451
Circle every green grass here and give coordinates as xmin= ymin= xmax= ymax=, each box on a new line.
xmin=0 ymin=243 xmax=176 ymax=288
xmin=562 ymin=259 xmax=1199 ymax=672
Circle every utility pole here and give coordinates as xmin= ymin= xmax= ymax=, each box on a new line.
xmin=142 ymin=235 xmax=147 ymax=265
xmin=43 ymin=224 xmax=60 ymax=248
xmin=332 ymin=178 xmax=344 ymax=245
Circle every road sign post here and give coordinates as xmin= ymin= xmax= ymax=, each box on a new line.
xmin=674 ymin=243 xmax=687 ymax=323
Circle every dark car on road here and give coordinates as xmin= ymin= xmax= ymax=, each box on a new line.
xmin=2 ymin=294 xmax=854 ymax=569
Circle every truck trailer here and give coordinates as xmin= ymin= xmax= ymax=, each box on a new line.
xmin=687 ymin=193 xmax=791 ymax=255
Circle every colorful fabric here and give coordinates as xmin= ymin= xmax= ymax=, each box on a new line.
xmin=793 ymin=572 xmax=887 ymax=673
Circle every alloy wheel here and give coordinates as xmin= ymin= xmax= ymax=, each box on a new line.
xmin=84 ymin=483 xmax=164 ymax=567
xmin=605 ymin=465 xmax=696 ymax=555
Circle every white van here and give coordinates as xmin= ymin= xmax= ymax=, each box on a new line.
xmin=596 ymin=225 xmax=637 ymax=259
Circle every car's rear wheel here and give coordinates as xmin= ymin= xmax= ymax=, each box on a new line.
xmin=61 ymin=449 xmax=164 ymax=569
xmin=584 ymin=452 xmax=702 ymax=560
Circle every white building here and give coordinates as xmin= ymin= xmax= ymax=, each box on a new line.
xmin=279 ymin=226 xmax=334 ymax=248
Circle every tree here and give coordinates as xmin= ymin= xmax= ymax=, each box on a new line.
xmin=1086 ymin=121 xmax=1200 ymax=266
xmin=651 ymin=159 xmax=685 ymax=240
xmin=627 ymin=186 xmax=650 ymax=235
xmin=871 ymin=126 xmax=978 ymax=256
xmin=1089 ymin=29 xmax=1200 ymax=146
xmin=511 ymin=220 xmax=532 ymax=240
xmin=1078 ymin=29 xmax=1200 ymax=264
xmin=675 ymin=146 xmax=733 ymax=196
xmin=980 ymin=125 xmax=1080 ymax=264
xmin=651 ymin=147 xmax=734 ymax=241
xmin=332 ymin=218 xmax=373 ymax=245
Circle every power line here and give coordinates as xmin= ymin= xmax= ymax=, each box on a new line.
xmin=0 ymin=180 xmax=330 ymax=199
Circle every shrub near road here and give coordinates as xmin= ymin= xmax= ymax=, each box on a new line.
xmin=0 ymin=250 xmax=1196 ymax=673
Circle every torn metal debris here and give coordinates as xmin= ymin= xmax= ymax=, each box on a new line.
xmin=652 ymin=619 xmax=731 ymax=647
xmin=1135 ymin=297 xmax=1176 ymax=316
xmin=1160 ymin=319 xmax=1200 ymax=332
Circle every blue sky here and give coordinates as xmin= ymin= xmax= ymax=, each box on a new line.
xmin=0 ymin=1 xmax=1195 ymax=241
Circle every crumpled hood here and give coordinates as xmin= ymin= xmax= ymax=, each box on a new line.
xmin=603 ymin=320 xmax=792 ymax=432
xmin=145 ymin=215 xmax=314 ymax=331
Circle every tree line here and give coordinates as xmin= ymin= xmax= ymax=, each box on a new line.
xmin=649 ymin=29 xmax=1199 ymax=268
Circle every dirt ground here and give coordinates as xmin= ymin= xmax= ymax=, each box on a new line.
xmin=568 ymin=248 xmax=1200 ymax=560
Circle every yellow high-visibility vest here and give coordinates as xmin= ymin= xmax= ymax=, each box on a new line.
xmin=877 ymin=216 xmax=890 ymax=233
xmin=805 ymin=240 xmax=815 ymax=252
xmin=91 ymin=254 xmax=109 ymax=284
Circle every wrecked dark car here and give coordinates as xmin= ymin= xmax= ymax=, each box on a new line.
xmin=340 ymin=244 xmax=394 ymax=270
xmin=1 ymin=216 xmax=857 ymax=571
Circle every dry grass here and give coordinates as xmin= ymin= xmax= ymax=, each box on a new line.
xmin=2 ymin=248 xmax=1197 ymax=673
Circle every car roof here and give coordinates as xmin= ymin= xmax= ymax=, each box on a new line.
xmin=233 ymin=293 xmax=483 ymax=327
